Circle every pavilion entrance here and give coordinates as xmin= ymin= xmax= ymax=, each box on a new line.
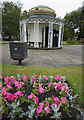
xmin=53 ymin=29 xmax=59 ymax=47
xmin=45 ymin=26 xmax=49 ymax=47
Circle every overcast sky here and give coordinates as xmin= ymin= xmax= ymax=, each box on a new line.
xmin=2 ymin=0 xmax=84 ymax=18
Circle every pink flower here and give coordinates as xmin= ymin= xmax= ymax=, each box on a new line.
xmin=61 ymin=86 xmax=65 ymax=91
xmin=39 ymin=87 xmax=44 ymax=94
xmin=11 ymin=76 xmax=15 ymax=83
xmin=52 ymin=103 xmax=55 ymax=106
xmin=15 ymin=91 xmax=24 ymax=96
xmin=0 ymin=76 xmax=3 ymax=79
xmin=36 ymin=108 xmax=42 ymax=115
xmin=8 ymin=94 xmax=16 ymax=101
xmin=28 ymin=93 xmax=35 ymax=99
xmin=61 ymin=97 xmax=66 ymax=104
xmin=48 ymin=83 xmax=52 ymax=87
xmin=43 ymin=75 xmax=48 ymax=80
xmin=0 ymin=85 xmax=2 ymax=87
xmin=20 ymin=82 xmax=24 ymax=85
xmin=52 ymin=96 xmax=59 ymax=107
xmin=46 ymin=101 xmax=50 ymax=106
xmin=14 ymin=81 xmax=19 ymax=86
xmin=6 ymin=81 xmax=11 ymax=87
xmin=65 ymin=88 xmax=68 ymax=94
xmin=55 ymin=101 xmax=59 ymax=107
xmin=4 ymin=76 xmax=10 ymax=83
xmin=32 ymin=75 xmax=38 ymax=86
xmin=17 ymin=84 xmax=22 ymax=89
xmin=4 ymin=93 xmax=16 ymax=101
xmin=33 ymin=81 xmax=35 ymax=87
xmin=36 ymin=102 xmax=44 ymax=115
xmin=3 ymin=92 xmax=11 ymax=99
xmin=44 ymin=106 xmax=50 ymax=114
xmin=59 ymin=85 xmax=63 ymax=90
xmin=39 ymin=102 xmax=44 ymax=107
xmin=2 ymin=87 xmax=6 ymax=95
xmin=22 ymin=75 xmax=27 ymax=81
xmin=32 ymin=77 xmax=36 ymax=82
xmin=6 ymin=93 xmax=18 ymax=100
xmin=48 ymin=82 xmax=57 ymax=87
xmin=65 ymin=87 xmax=68 ymax=94
xmin=48 ymin=82 xmax=54 ymax=86
xmin=33 ymin=96 xmax=38 ymax=104
xmin=55 ymin=83 xmax=60 ymax=90
xmin=39 ymin=84 xmax=42 ymax=88
xmin=34 ymin=75 xmax=38 ymax=78
xmin=13 ymin=93 xmax=18 ymax=99
xmin=52 ymin=96 xmax=59 ymax=102
xmin=7 ymin=85 xmax=13 ymax=89
xmin=55 ymin=75 xmax=62 ymax=81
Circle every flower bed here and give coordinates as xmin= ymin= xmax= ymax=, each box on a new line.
xmin=0 ymin=75 xmax=82 ymax=120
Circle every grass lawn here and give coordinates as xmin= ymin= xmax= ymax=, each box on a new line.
xmin=1 ymin=65 xmax=83 ymax=108
xmin=0 ymin=41 xmax=9 ymax=44
xmin=62 ymin=40 xmax=84 ymax=45
xmin=62 ymin=41 xmax=69 ymax=45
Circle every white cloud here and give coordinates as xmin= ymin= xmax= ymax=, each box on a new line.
xmin=2 ymin=0 xmax=83 ymax=18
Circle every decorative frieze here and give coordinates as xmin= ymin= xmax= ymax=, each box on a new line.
xmin=20 ymin=17 xmax=61 ymax=25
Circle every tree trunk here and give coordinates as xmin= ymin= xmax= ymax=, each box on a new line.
xmin=9 ymin=35 xmax=11 ymax=40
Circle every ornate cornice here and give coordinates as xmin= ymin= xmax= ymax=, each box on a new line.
xmin=20 ymin=17 xmax=64 ymax=25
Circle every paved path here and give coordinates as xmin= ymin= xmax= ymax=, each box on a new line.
xmin=1 ymin=44 xmax=83 ymax=67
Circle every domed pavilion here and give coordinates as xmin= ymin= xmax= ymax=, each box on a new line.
xmin=19 ymin=5 xmax=64 ymax=48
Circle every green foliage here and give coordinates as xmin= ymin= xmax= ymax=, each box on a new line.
xmin=1 ymin=102 xmax=9 ymax=114
xmin=22 ymin=105 xmax=36 ymax=119
xmin=64 ymin=6 xmax=84 ymax=40
xmin=2 ymin=1 xmax=22 ymax=40
xmin=0 ymin=41 xmax=9 ymax=44
xmin=20 ymin=10 xmax=28 ymax=19
xmin=62 ymin=39 xmax=84 ymax=45
xmin=51 ymin=104 xmax=62 ymax=119
xmin=7 ymin=101 xmax=22 ymax=119
xmin=20 ymin=96 xmax=26 ymax=103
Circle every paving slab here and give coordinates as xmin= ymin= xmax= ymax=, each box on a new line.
xmin=1 ymin=44 xmax=83 ymax=67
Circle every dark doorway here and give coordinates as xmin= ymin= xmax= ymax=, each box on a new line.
xmin=45 ymin=27 xmax=49 ymax=47
xmin=42 ymin=28 xmax=44 ymax=47
xmin=53 ymin=29 xmax=59 ymax=47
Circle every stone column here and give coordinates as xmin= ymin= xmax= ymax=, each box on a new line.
xmin=61 ymin=25 xmax=64 ymax=44
xmin=28 ymin=24 xmax=30 ymax=45
xmin=43 ymin=26 xmax=45 ymax=47
xmin=23 ymin=22 xmax=27 ymax=42
xmin=58 ymin=23 xmax=62 ymax=47
xmin=22 ymin=24 xmax=24 ymax=41
xmin=34 ymin=21 xmax=39 ymax=48
xmin=48 ymin=22 xmax=53 ymax=48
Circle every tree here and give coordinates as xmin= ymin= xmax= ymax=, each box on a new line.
xmin=20 ymin=10 xmax=28 ymax=19
xmin=64 ymin=10 xmax=80 ymax=40
xmin=2 ymin=1 xmax=22 ymax=40
xmin=79 ymin=6 xmax=84 ymax=38
xmin=64 ymin=6 xmax=84 ymax=40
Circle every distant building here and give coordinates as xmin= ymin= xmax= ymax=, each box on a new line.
xmin=20 ymin=5 xmax=64 ymax=48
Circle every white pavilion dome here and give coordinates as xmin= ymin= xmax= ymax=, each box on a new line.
xmin=28 ymin=5 xmax=56 ymax=18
